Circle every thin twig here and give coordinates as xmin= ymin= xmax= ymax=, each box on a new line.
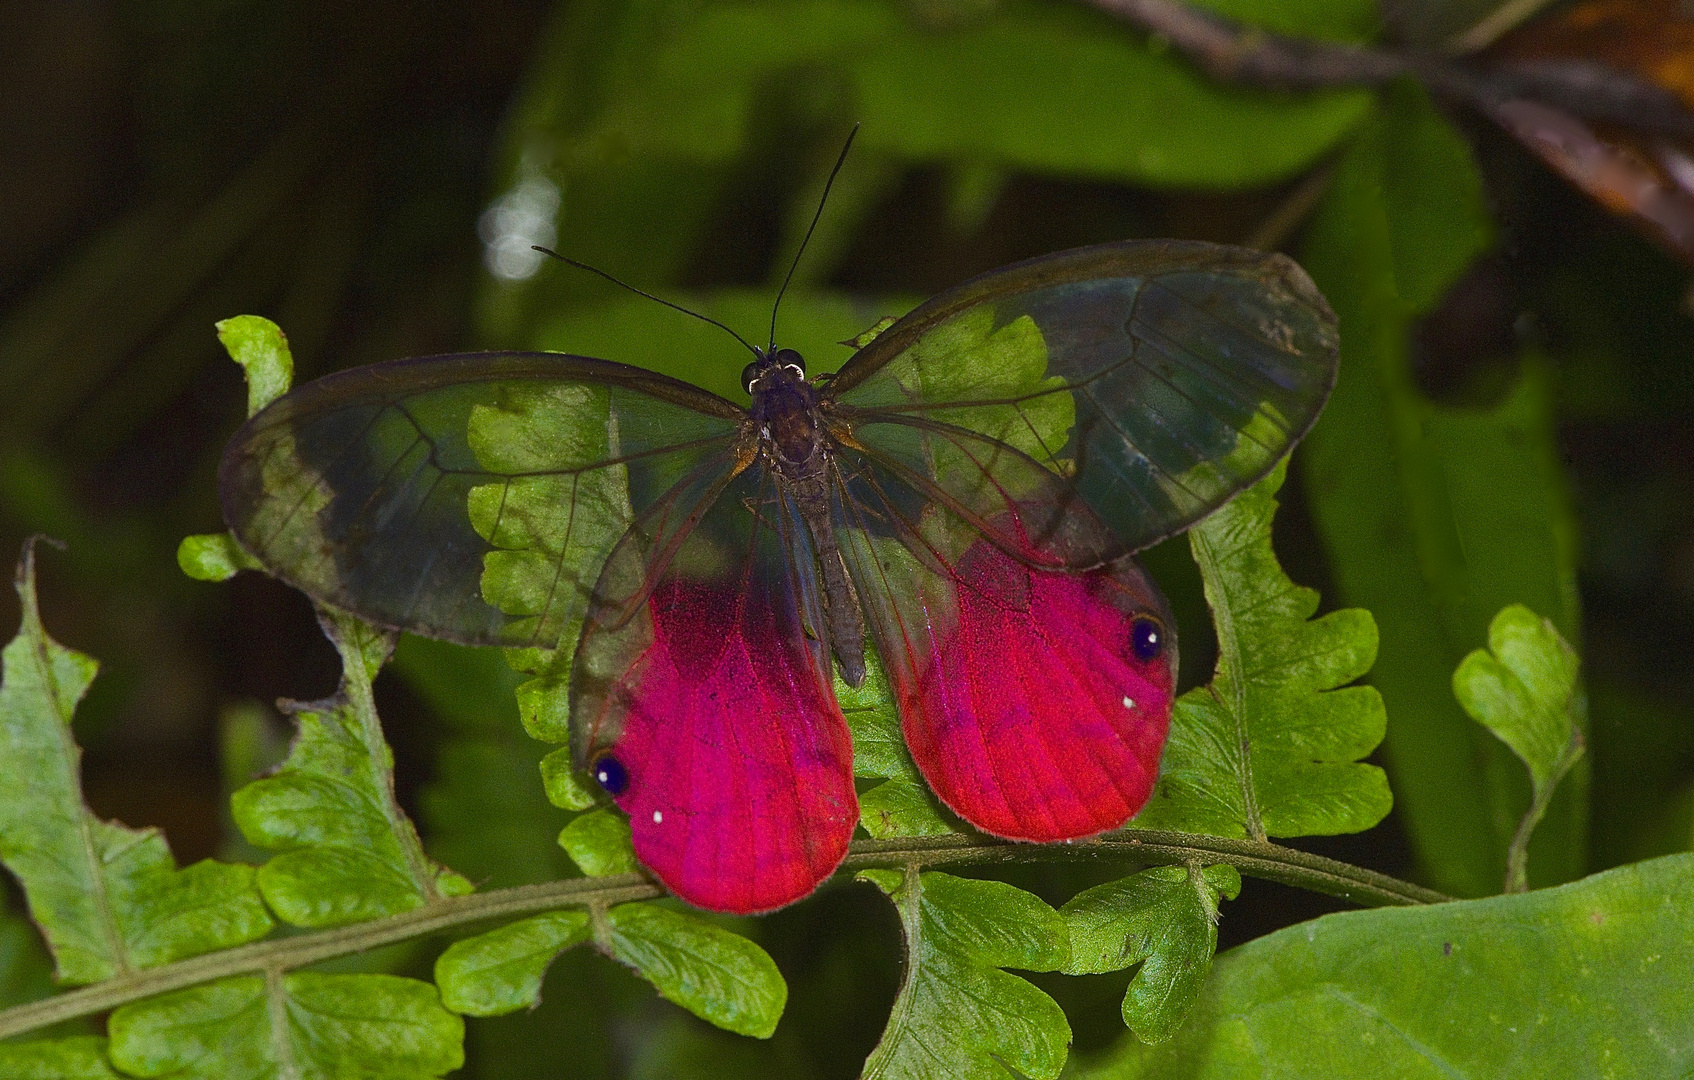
xmin=0 ymin=828 xmax=1446 ymax=1042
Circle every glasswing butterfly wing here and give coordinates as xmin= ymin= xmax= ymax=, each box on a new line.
xmin=219 ymin=238 xmax=1338 ymax=913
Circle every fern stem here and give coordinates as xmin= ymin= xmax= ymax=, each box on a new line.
xmin=0 ymin=829 xmax=1446 ymax=1041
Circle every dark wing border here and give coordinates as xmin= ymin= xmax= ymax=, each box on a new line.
xmin=825 ymin=237 xmax=1336 ymax=397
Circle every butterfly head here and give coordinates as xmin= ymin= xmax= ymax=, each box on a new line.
xmin=741 ymin=347 xmax=808 ymax=396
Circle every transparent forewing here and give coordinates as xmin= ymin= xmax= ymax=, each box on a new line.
xmin=569 ymin=465 xmax=856 ymax=913
xmin=219 ymin=351 xmax=746 ymax=647
xmin=828 ymin=456 xmax=1177 ymax=841
xmin=827 ymin=239 xmax=1337 ymax=559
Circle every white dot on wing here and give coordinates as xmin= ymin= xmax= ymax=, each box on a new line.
xmin=653 ymin=810 xmax=663 ymax=824
xmin=1122 ymin=695 xmax=1136 ymax=709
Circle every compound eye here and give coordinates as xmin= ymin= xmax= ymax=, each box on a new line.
xmin=773 ymin=348 xmax=805 ymax=375
xmin=741 ymin=361 xmax=760 ymax=394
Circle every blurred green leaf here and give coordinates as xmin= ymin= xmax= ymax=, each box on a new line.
xmin=107 ymin=972 xmax=463 ymax=1079
xmin=435 ymin=912 xmax=592 ymax=1017
xmin=838 ymin=646 xmax=955 ymax=839
xmin=1590 ymin=682 xmax=1694 ymax=868
xmin=394 ymin=636 xmax=572 ymax=890
xmin=1300 ymin=89 xmax=1585 ymax=895
xmin=1062 ymin=864 xmax=1242 ymax=1045
xmin=859 ymin=869 xmax=1070 ymax=1080
xmin=176 ymin=532 xmax=261 ymax=582
xmin=0 ymin=1036 xmax=121 ymax=1078
xmin=1132 ymin=461 xmax=1390 ymax=839
xmin=230 ymin=612 xmax=471 ymax=927
xmin=624 ymin=1012 xmax=789 ymax=1080
xmin=0 ymin=544 xmax=272 ymax=985
xmin=571 ymin=1 xmax=1370 ymax=190
xmin=215 ymin=314 xmax=294 ymax=417
xmin=1454 ymin=605 xmax=1585 ymax=891
xmin=1072 ymin=853 xmax=1694 ymax=1078
xmin=0 ymin=899 xmax=55 ymax=1009
xmin=534 ymin=290 xmax=889 ymax=401
xmin=605 ymin=903 xmax=788 ymax=1039
xmin=1376 ymin=83 xmax=1494 ymax=312
xmin=558 ymin=808 xmax=637 ymax=876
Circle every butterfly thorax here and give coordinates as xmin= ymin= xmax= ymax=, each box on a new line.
xmin=744 ymin=347 xmax=867 ymax=686
xmin=747 ymin=350 xmax=826 ymax=480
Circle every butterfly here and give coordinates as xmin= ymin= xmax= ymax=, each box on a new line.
xmin=219 ymin=237 xmax=1338 ymax=914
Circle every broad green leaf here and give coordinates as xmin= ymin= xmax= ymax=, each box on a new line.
xmin=838 ymin=645 xmax=955 ymax=838
xmin=1454 ymin=605 xmax=1585 ymax=892
xmin=0 ymin=1036 xmax=121 ymax=1078
xmin=604 ymin=902 xmax=787 ymax=1039
xmin=1073 ymin=853 xmax=1694 ymax=1078
xmin=215 ymin=314 xmax=293 ymax=417
xmin=435 ymin=911 xmax=592 ymax=1017
xmin=558 ymin=808 xmax=637 ymax=876
xmin=1063 ymin=864 xmax=1242 ymax=1044
xmin=230 ymin=611 xmax=472 ymax=927
xmin=176 ymin=532 xmax=261 ymax=582
xmin=107 ymin=972 xmax=464 ymax=1079
xmin=0 ymin=545 xmax=272 ymax=985
xmin=860 ymin=869 xmax=1070 ymax=1080
xmin=1300 ymin=90 xmax=1584 ymax=895
xmin=1131 ymin=461 xmax=1390 ymax=839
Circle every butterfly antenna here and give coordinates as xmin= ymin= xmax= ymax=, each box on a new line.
xmin=768 ymin=124 xmax=859 ymax=352
xmin=530 ymin=246 xmax=763 ymax=360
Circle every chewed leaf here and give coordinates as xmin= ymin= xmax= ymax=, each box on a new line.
xmin=1062 ymin=864 xmax=1241 ymax=1044
xmin=1133 ymin=460 xmax=1391 ymax=840
xmin=230 ymin=610 xmax=471 ymax=927
xmin=216 ymin=315 xmax=293 ymax=417
xmin=0 ymin=543 xmax=273 ymax=985
xmin=435 ymin=911 xmax=591 ymax=1016
xmin=0 ymin=1035 xmax=122 ymax=1078
xmin=107 ymin=972 xmax=463 ymax=1079
xmin=604 ymin=903 xmax=787 ymax=1039
xmin=558 ymin=807 xmax=637 ymax=876
xmin=838 ymin=646 xmax=958 ymax=839
xmin=1454 ymin=605 xmax=1582 ymax=792
xmin=860 ymin=869 xmax=1070 ymax=1080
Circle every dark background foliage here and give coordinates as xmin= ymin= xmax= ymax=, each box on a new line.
xmin=2 ymin=0 xmax=1690 ymax=1074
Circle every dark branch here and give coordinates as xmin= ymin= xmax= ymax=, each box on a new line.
xmin=1082 ymin=0 xmax=1694 ymax=139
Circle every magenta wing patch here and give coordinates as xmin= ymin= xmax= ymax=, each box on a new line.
xmin=897 ymin=541 xmax=1176 ymax=841
xmin=588 ymin=579 xmax=858 ymax=913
